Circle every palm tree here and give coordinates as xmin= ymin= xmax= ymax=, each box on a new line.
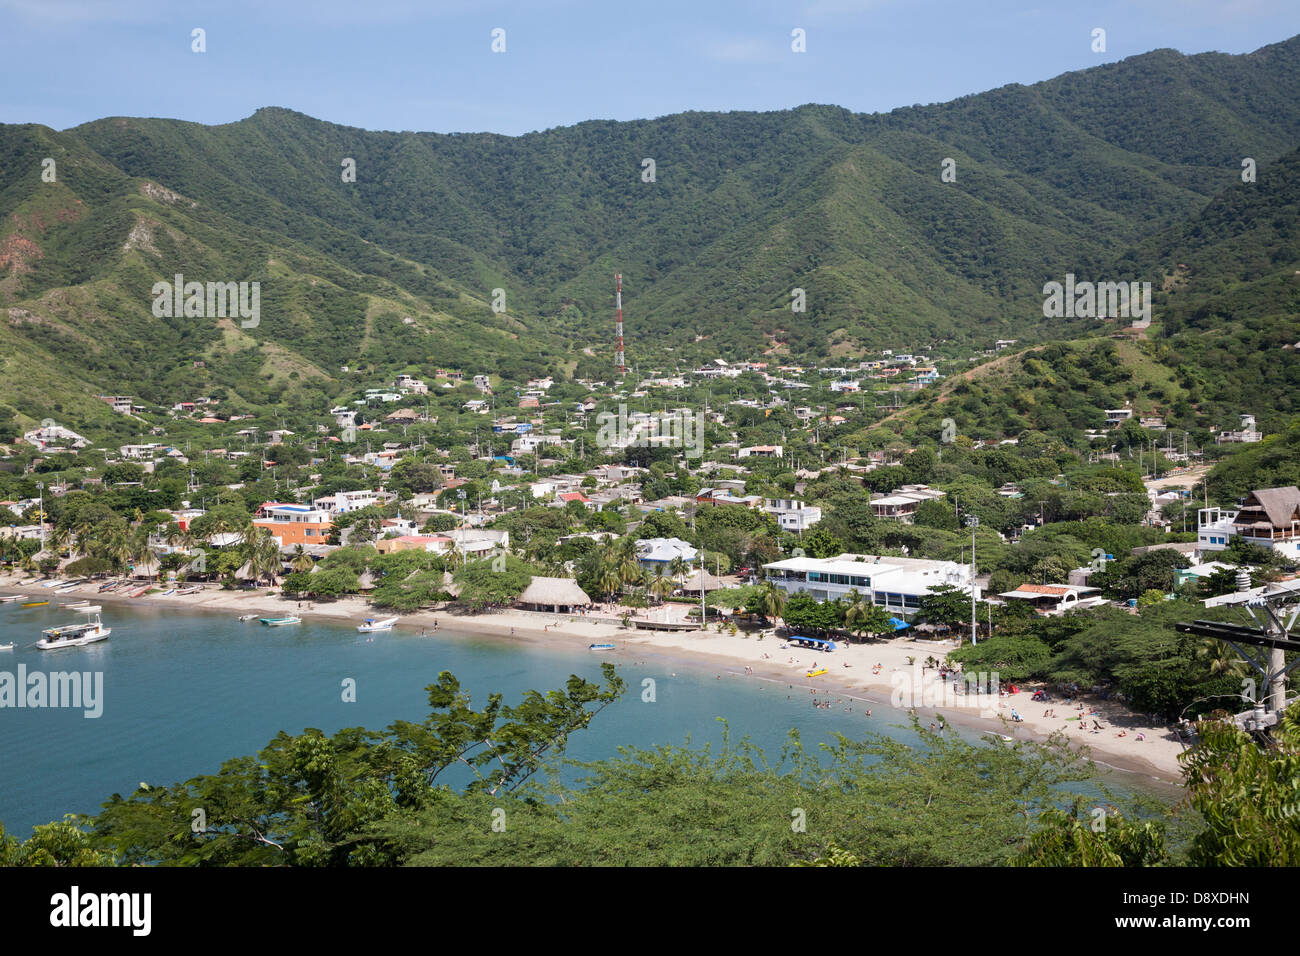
xmin=126 ymin=525 xmax=156 ymax=580
xmin=248 ymin=528 xmax=282 ymax=587
xmin=668 ymin=555 xmax=688 ymax=590
xmin=615 ymin=537 xmax=641 ymax=589
xmin=1196 ymin=639 xmax=1247 ymax=678
xmin=757 ymin=580 xmax=786 ymax=625
xmin=597 ymin=558 xmax=623 ymax=604
xmin=290 ymin=544 xmax=314 ymax=574
xmin=650 ymin=565 xmax=673 ymax=605
xmin=845 ymin=589 xmax=871 ymax=642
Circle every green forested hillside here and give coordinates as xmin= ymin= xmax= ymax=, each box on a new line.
xmin=2 ymin=35 xmax=1300 ymax=424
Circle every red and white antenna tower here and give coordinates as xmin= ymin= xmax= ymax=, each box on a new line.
xmin=614 ymin=273 xmax=626 ymax=376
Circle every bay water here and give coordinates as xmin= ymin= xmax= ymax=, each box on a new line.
xmin=0 ymin=601 xmax=929 ymax=838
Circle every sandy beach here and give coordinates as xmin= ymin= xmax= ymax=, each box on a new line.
xmin=0 ymin=572 xmax=1190 ymax=789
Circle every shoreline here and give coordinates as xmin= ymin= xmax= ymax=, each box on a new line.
xmin=0 ymin=575 xmax=1189 ymax=792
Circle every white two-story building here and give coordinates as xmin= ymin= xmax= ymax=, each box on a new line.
xmin=763 ymin=553 xmax=976 ymax=618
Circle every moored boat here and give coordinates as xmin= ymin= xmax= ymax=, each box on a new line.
xmin=0 ymin=595 xmax=27 ymax=604
xmin=260 ymin=616 xmax=302 ymax=627
xmin=36 ymin=612 xmax=111 ymax=650
xmin=357 ymin=616 xmax=397 ymax=633
xmin=0 ymin=642 xmax=13 ymax=651
xmin=589 ymin=642 xmax=616 ymax=651
xmin=237 ymin=614 xmax=258 ymax=621
xmin=21 ymin=600 xmax=49 ymax=608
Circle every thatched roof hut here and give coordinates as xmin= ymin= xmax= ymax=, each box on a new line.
xmin=130 ymin=556 xmax=161 ymax=579
xmin=516 ymin=576 xmax=590 ymax=612
xmin=679 ymin=569 xmax=726 ymax=592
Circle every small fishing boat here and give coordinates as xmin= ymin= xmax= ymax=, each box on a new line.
xmin=21 ymin=600 xmax=49 ymax=608
xmin=39 ymin=580 xmax=65 ymax=589
xmin=260 ymin=616 xmax=302 ymax=627
xmin=36 ymin=611 xmax=111 ymax=650
xmin=63 ymin=600 xmax=90 ymax=608
xmin=589 ymin=642 xmax=616 ymax=651
xmin=0 ymin=642 xmax=13 ymax=651
xmin=237 ymin=614 xmax=258 ymax=621
xmin=68 ymin=604 xmax=101 ymax=614
xmin=806 ymin=667 xmax=829 ymax=678
xmin=0 ymin=595 xmax=27 ymax=604
xmin=176 ymin=585 xmax=203 ymax=595
xmin=357 ymin=616 xmax=397 ymax=633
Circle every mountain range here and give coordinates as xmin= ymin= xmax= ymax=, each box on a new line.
xmin=2 ymin=34 xmax=1300 ymax=432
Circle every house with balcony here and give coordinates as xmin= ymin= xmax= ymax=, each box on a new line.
xmin=1198 ymin=487 xmax=1300 ymax=561
xmin=870 ymin=485 xmax=945 ymax=521
xmin=253 ymin=503 xmax=334 ymax=546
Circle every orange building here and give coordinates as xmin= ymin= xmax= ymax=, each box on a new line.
xmin=253 ymin=503 xmax=334 ymax=546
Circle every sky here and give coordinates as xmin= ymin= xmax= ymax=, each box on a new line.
xmin=1 ymin=0 xmax=1298 ymax=135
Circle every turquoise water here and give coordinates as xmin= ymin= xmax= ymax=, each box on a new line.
xmin=0 ymin=601 xmax=923 ymax=837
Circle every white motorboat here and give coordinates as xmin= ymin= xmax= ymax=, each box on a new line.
xmin=0 ymin=595 xmax=27 ymax=604
xmin=237 ymin=614 xmax=258 ymax=621
xmin=0 ymin=642 xmax=13 ymax=651
xmin=36 ymin=612 xmax=111 ymax=650
xmin=357 ymin=616 xmax=397 ymax=633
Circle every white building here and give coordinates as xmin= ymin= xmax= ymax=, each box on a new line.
xmin=763 ymin=552 xmax=976 ymax=617
xmin=870 ymin=485 xmax=946 ymax=521
xmin=1197 ymin=487 xmax=1300 ymax=562
xmin=764 ymin=498 xmax=822 ymax=532
xmin=313 ymin=489 xmax=396 ymax=515
xmin=394 ymin=374 xmax=428 ymax=395
xmin=636 ymin=537 xmax=699 ymax=567
xmin=996 ymin=583 xmax=1106 ymax=615
xmin=23 ymin=424 xmax=89 ymax=450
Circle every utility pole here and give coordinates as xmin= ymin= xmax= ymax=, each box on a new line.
xmin=966 ymin=514 xmax=978 ymax=646
xmin=36 ymin=481 xmax=45 ymax=553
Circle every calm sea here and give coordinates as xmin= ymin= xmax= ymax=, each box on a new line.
xmin=0 ymin=601 xmax=1159 ymax=839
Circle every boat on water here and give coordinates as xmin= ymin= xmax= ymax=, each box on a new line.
xmin=260 ymin=616 xmax=302 ymax=627
xmin=237 ymin=614 xmax=259 ymax=621
xmin=357 ymin=616 xmax=397 ymax=633
xmin=21 ymin=600 xmax=49 ymax=608
xmin=63 ymin=600 xmax=90 ymax=608
xmin=35 ymin=612 xmax=111 ymax=650
xmin=589 ymin=642 xmax=616 ymax=651
xmin=0 ymin=595 xmax=27 ymax=604
xmin=0 ymin=642 xmax=13 ymax=651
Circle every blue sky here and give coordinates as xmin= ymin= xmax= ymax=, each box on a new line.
xmin=2 ymin=0 xmax=1298 ymax=135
